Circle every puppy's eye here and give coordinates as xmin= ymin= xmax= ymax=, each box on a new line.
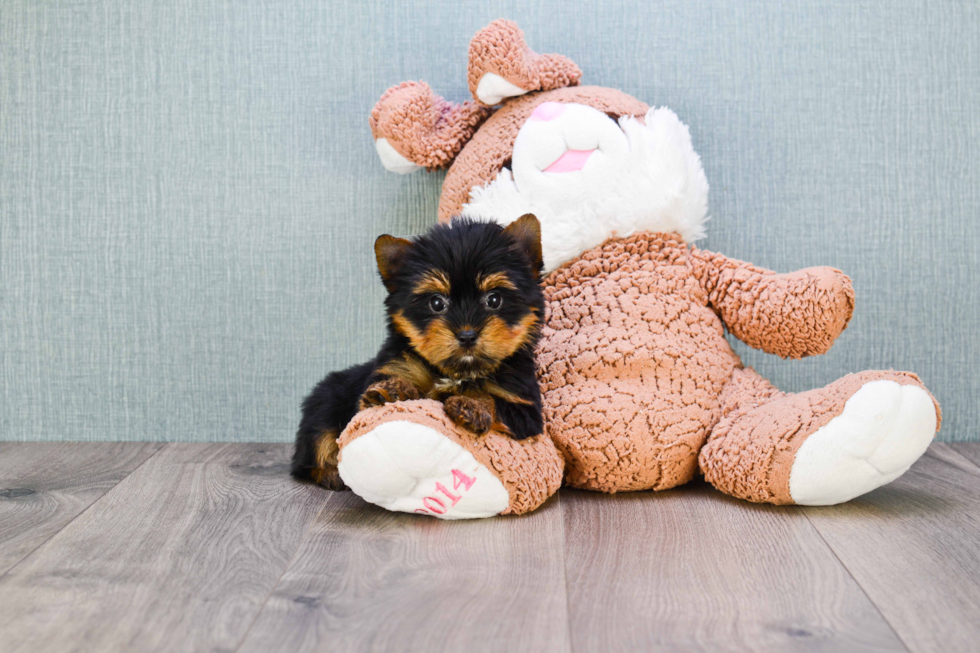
xmin=429 ymin=295 xmax=448 ymax=314
xmin=485 ymin=291 xmax=502 ymax=310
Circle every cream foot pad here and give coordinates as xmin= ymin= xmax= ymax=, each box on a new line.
xmin=338 ymin=420 xmax=510 ymax=519
xmin=789 ymin=380 xmax=938 ymax=505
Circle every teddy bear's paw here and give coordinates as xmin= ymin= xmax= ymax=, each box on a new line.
xmin=374 ymin=138 xmax=421 ymax=175
xmin=467 ymin=20 xmax=537 ymax=105
xmin=789 ymin=380 xmax=938 ymax=505
xmin=337 ymin=420 xmax=509 ymax=519
xmin=474 ymin=73 xmax=530 ymax=106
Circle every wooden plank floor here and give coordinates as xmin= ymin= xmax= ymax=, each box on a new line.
xmin=0 ymin=443 xmax=978 ymax=652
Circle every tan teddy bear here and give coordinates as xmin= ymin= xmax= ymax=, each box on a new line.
xmin=333 ymin=20 xmax=940 ymax=519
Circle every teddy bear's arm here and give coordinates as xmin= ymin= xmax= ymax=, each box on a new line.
xmin=688 ymin=248 xmax=855 ymax=359
xmin=370 ymin=81 xmax=492 ymax=172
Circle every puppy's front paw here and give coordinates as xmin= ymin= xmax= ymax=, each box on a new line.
xmin=359 ymin=378 xmax=422 ymax=410
xmin=444 ymin=396 xmax=493 ymax=435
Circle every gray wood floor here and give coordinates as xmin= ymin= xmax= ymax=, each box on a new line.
xmin=1 ymin=442 xmax=978 ymax=653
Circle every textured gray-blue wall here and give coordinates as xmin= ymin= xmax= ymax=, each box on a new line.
xmin=1 ymin=1 xmax=978 ymax=442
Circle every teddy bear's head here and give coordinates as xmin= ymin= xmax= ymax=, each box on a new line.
xmin=371 ymin=20 xmax=710 ymax=272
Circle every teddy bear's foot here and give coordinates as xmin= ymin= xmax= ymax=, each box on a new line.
xmin=337 ymin=399 xmax=564 ymax=519
xmin=700 ymin=369 xmax=940 ymax=506
xmin=788 ymin=379 xmax=938 ymax=505
xmin=338 ymin=418 xmax=510 ymax=519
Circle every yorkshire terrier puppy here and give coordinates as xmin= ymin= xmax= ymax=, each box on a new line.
xmin=292 ymin=214 xmax=545 ymax=490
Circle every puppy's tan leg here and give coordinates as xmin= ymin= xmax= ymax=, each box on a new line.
xmin=310 ymin=429 xmax=348 ymax=491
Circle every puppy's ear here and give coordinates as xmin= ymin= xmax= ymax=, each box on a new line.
xmin=374 ymin=235 xmax=413 ymax=291
xmin=503 ymin=214 xmax=543 ymax=275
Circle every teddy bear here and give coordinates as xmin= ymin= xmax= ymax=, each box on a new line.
xmin=333 ymin=19 xmax=941 ymax=519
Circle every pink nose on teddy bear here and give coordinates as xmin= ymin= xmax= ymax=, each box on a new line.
xmin=530 ymin=101 xmax=566 ymax=121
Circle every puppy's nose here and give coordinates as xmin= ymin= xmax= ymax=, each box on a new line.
xmin=456 ymin=329 xmax=478 ymax=348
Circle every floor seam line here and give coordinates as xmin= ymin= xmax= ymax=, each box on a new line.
xmin=935 ymin=443 xmax=980 ymax=476
xmin=799 ymin=506 xmax=912 ymax=653
xmin=0 ymin=441 xmax=171 ymax=581
xmin=559 ymin=491 xmax=575 ymax=653
xmin=231 ymin=490 xmax=335 ymax=653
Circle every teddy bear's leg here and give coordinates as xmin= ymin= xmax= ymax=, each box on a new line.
xmin=335 ymin=399 xmax=564 ymax=519
xmin=699 ymin=368 xmax=940 ymax=505
xmin=467 ymin=20 xmax=581 ymax=105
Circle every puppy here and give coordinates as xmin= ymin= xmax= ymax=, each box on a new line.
xmin=292 ymin=214 xmax=545 ymax=490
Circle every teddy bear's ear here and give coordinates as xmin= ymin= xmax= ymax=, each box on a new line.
xmin=369 ymin=81 xmax=492 ymax=174
xmin=467 ymin=20 xmax=582 ymax=106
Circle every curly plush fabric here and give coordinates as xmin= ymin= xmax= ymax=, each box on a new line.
xmin=467 ymin=19 xmax=582 ymax=105
xmin=537 ymin=234 xmax=938 ymax=497
xmin=688 ymin=248 xmax=855 ymax=359
xmin=340 ymin=399 xmax=564 ymax=515
xmin=369 ymin=81 xmax=491 ymax=170
xmin=538 ymin=232 xmax=738 ymax=491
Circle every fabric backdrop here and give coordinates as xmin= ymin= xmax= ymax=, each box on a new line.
xmin=1 ymin=0 xmax=978 ymax=442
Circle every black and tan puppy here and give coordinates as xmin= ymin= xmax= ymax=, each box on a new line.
xmin=292 ymin=214 xmax=545 ymax=490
